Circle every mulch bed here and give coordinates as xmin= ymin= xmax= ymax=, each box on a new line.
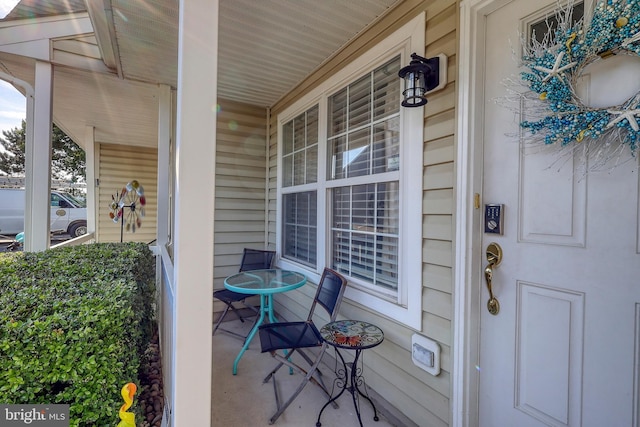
xmin=137 ymin=330 xmax=165 ymax=427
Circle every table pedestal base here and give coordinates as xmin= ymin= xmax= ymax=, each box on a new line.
xmin=316 ymin=348 xmax=379 ymax=427
xmin=232 ymin=294 xmax=277 ymax=375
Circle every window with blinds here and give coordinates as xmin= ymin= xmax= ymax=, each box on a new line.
xmin=281 ymin=106 xmax=319 ymax=266
xmin=332 ymin=182 xmax=399 ymax=293
xmin=277 ymin=14 xmax=424 ymax=327
xmin=327 ymin=56 xmax=401 ymax=295
xmin=283 ymin=191 xmax=317 ymax=267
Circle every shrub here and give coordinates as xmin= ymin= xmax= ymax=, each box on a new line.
xmin=0 ymin=242 xmax=155 ymax=426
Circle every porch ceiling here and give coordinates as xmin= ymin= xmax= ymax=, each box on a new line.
xmin=0 ymin=0 xmax=399 ymax=147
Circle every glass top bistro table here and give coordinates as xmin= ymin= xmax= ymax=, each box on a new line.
xmin=316 ymin=320 xmax=384 ymax=427
xmin=224 ymin=268 xmax=307 ymax=374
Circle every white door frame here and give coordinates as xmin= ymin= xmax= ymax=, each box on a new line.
xmin=453 ymin=0 xmax=513 ymax=426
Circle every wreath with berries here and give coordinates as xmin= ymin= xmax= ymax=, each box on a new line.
xmin=519 ymin=0 xmax=640 ymax=156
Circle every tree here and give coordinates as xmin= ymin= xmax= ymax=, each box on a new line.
xmin=0 ymin=120 xmax=85 ymax=182
xmin=0 ymin=120 xmax=25 ymax=176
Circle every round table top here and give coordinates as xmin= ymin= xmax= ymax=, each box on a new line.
xmin=224 ymin=269 xmax=307 ymax=295
xmin=320 ymin=320 xmax=384 ymax=350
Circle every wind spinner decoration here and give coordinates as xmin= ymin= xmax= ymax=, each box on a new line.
xmin=109 ymin=180 xmax=146 ymax=242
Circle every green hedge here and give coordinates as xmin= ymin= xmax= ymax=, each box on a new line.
xmin=0 ymin=242 xmax=155 ymax=426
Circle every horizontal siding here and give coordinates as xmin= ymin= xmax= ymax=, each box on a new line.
xmin=424 ymin=163 xmax=455 ymax=191
xmin=424 ymin=263 xmax=453 ymax=293
xmin=423 ymin=188 xmax=454 ymax=214
xmin=424 ymin=288 xmax=452 ymax=320
xmin=425 ymin=135 xmax=456 ymax=165
xmin=213 ymin=99 xmax=268 ymax=313
xmin=266 ymin=1 xmax=458 ymax=426
xmin=426 ymin=3 xmax=457 ymax=42
xmin=424 ymin=109 xmax=456 ymax=141
xmin=419 ymin=2 xmax=456 ymax=418
xmin=423 ymin=214 xmax=453 ymax=240
xmin=424 ymin=239 xmax=453 ymax=268
xmin=424 ymin=311 xmax=451 ymax=345
xmin=425 ymin=84 xmax=457 ymax=117
xmin=96 ymin=144 xmax=158 ymax=243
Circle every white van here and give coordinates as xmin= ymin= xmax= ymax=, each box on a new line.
xmin=0 ymin=188 xmax=88 ymax=237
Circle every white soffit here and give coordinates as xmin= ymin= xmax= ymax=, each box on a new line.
xmin=217 ymin=0 xmax=400 ymax=107
xmin=4 ymin=0 xmax=399 ymax=108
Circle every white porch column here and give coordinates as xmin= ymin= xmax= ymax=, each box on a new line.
xmin=84 ymin=126 xmax=97 ymax=235
xmin=173 ymin=1 xmax=217 ymax=425
xmin=156 ymin=84 xmax=171 ymax=247
xmin=24 ymin=60 xmax=53 ymax=252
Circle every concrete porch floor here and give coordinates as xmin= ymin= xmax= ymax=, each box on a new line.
xmin=211 ymin=318 xmax=404 ymax=427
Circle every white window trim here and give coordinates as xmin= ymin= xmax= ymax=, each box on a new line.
xmin=276 ymin=12 xmax=425 ymax=329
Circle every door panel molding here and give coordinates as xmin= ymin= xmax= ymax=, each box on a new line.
xmin=518 ymin=130 xmax=587 ymax=246
xmin=515 ymin=282 xmax=584 ymax=426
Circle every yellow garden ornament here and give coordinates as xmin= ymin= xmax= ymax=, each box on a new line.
xmin=117 ymin=382 xmax=137 ymax=427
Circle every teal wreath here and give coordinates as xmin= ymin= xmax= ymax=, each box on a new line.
xmin=520 ymin=0 xmax=640 ymax=152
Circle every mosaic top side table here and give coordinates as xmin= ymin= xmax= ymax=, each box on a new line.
xmin=316 ymin=319 xmax=384 ymax=427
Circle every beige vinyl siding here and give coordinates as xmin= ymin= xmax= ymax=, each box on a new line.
xmin=213 ymin=99 xmax=268 ymax=313
xmin=267 ymin=1 xmax=458 ymax=426
xmin=96 ymin=144 xmax=158 ymax=243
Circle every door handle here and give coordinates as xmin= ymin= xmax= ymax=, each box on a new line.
xmin=484 ymin=242 xmax=502 ymax=315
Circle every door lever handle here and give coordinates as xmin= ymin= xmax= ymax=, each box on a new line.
xmin=484 ymin=242 xmax=502 ymax=315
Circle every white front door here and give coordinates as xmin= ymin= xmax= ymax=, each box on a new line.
xmin=479 ymin=1 xmax=640 ymax=426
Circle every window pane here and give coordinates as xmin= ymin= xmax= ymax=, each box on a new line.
xmin=294 ymin=112 xmax=305 ymax=152
xmin=529 ymin=3 xmax=583 ymax=45
xmin=376 ymin=181 xmax=399 ymax=234
xmin=375 ymin=234 xmax=399 ymax=290
xmin=331 ymin=182 xmax=399 ymax=291
xmin=349 ymin=75 xmax=371 ymax=129
xmin=327 ymin=58 xmax=400 ymax=181
xmin=283 ymin=121 xmax=293 ymax=155
xmin=346 ymin=128 xmax=371 ymax=177
xmin=306 ymin=145 xmax=317 ymax=184
xmin=352 ymin=184 xmax=375 ymax=230
xmin=282 ymin=105 xmax=318 ymax=187
xmin=373 ymin=56 xmax=401 ymax=121
xmin=51 ymin=193 xmax=61 ymax=207
xmin=328 ymin=135 xmax=347 ymax=180
xmin=333 ymin=187 xmax=350 ymax=229
xmin=328 ymin=87 xmax=348 ymax=137
xmin=332 ymin=230 xmax=351 ymax=272
xmin=283 ymin=191 xmax=317 ymax=267
xmin=349 ymin=232 xmax=375 ymax=282
xmin=372 ymin=117 xmax=400 ymax=174
xmin=307 ymin=106 xmax=318 ymax=146
xmin=293 ymin=150 xmax=306 ymax=186
xmin=283 ymin=155 xmax=293 ymax=187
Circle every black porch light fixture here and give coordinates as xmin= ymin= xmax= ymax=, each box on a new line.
xmin=398 ymin=52 xmax=443 ymax=107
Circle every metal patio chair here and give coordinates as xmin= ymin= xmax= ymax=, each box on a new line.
xmin=258 ymin=267 xmax=348 ymax=425
xmin=212 ymin=248 xmax=276 ymax=341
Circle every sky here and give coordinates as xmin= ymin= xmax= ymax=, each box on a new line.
xmin=0 ymin=0 xmax=17 ymax=17
xmin=0 ymin=80 xmax=25 ymax=137
xmin=0 ymin=0 xmax=25 ymax=137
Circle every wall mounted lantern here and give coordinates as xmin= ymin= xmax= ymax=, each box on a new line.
xmin=398 ymin=53 xmax=447 ymax=107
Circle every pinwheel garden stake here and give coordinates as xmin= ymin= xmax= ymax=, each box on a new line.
xmin=109 ymin=180 xmax=146 ymax=242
